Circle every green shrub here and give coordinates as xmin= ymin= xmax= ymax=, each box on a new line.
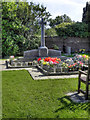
xmin=53 ymin=44 xmax=59 ymax=50
xmin=45 ymin=28 xmax=58 ymax=37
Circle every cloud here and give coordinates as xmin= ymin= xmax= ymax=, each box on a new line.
xmin=27 ymin=0 xmax=88 ymax=21
xmin=30 ymin=0 xmax=86 ymax=6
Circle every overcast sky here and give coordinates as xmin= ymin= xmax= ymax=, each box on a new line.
xmin=27 ymin=0 xmax=89 ymax=22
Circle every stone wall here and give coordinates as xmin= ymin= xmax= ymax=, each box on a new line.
xmin=45 ymin=37 xmax=90 ymax=53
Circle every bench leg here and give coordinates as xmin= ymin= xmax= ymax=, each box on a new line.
xmin=6 ymin=61 xmax=8 ymax=69
xmin=78 ymin=79 xmax=81 ymax=93
xmin=85 ymin=84 xmax=88 ymax=100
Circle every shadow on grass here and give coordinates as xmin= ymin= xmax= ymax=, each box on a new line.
xmin=55 ymin=96 xmax=88 ymax=114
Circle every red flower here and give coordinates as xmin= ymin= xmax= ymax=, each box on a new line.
xmin=56 ymin=61 xmax=59 ymax=64
xmin=51 ymin=58 xmax=57 ymax=62
xmin=44 ymin=57 xmax=51 ymax=62
xmin=57 ymin=58 xmax=61 ymax=61
xmin=40 ymin=57 xmax=60 ymax=65
xmin=68 ymin=65 xmax=73 ymax=68
xmin=37 ymin=58 xmax=41 ymax=62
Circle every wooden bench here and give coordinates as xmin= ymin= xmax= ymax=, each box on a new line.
xmin=78 ymin=58 xmax=90 ymax=100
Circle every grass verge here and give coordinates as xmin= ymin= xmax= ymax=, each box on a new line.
xmin=2 ymin=70 xmax=89 ymax=118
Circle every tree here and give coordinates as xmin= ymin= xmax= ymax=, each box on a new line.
xmin=55 ymin=22 xmax=89 ymax=38
xmin=2 ymin=2 xmax=51 ymax=57
xmin=49 ymin=14 xmax=72 ymax=27
xmin=45 ymin=28 xmax=58 ymax=37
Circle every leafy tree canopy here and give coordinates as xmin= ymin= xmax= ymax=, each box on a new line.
xmin=2 ymin=1 xmax=51 ymax=57
xmin=49 ymin=14 xmax=72 ymax=27
xmin=55 ymin=22 xmax=89 ymax=38
xmin=45 ymin=28 xmax=58 ymax=37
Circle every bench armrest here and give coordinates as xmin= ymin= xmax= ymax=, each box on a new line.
xmin=79 ymin=70 xmax=87 ymax=75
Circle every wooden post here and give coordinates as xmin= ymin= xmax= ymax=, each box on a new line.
xmin=78 ymin=71 xmax=81 ymax=93
xmin=6 ymin=61 xmax=8 ymax=69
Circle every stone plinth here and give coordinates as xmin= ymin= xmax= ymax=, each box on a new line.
xmin=38 ymin=46 xmax=48 ymax=57
xmin=24 ymin=49 xmax=38 ymax=59
xmin=48 ymin=49 xmax=61 ymax=56
xmin=23 ymin=48 xmax=61 ymax=60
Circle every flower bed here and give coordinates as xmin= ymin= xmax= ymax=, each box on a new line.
xmin=6 ymin=56 xmax=37 ymax=68
xmin=37 ymin=54 xmax=89 ymax=75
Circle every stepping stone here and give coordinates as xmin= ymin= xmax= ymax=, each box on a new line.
xmin=66 ymin=92 xmax=89 ymax=103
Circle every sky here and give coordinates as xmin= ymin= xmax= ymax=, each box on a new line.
xmin=27 ymin=0 xmax=89 ymax=22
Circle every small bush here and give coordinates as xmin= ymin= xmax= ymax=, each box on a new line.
xmin=53 ymin=44 xmax=59 ymax=50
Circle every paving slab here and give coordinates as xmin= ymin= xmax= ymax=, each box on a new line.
xmin=28 ymin=67 xmax=79 ymax=80
xmin=0 ymin=60 xmax=84 ymax=80
xmin=0 ymin=60 xmax=31 ymax=71
xmin=28 ymin=68 xmax=49 ymax=80
xmin=66 ymin=92 xmax=90 ymax=103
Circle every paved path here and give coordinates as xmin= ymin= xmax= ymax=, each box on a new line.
xmin=0 ymin=60 xmax=79 ymax=80
xmin=0 ymin=60 xmax=30 ymax=71
xmin=28 ymin=68 xmax=79 ymax=80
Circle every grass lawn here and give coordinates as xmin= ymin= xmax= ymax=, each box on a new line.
xmin=2 ymin=70 xmax=89 ymax=118
xmin=61 ymin=52 xmax=90 ymax=57
xmin=79 ymin=53 xmax=90 ymax=56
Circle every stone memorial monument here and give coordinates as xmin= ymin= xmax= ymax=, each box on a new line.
xmin=24 ymin=18 xmax=61 ymax=60
xmin=38 ymin=18 xmax=48 ymax=57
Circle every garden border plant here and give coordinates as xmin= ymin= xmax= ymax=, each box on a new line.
xmin=5 ymin=54 xmax=89 ymax=76
xmin=37 ymin=54 xmax=89 ymax=75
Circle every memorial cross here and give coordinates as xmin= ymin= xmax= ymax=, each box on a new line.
xmin=39 ymin=18 xmax=46 ymax=47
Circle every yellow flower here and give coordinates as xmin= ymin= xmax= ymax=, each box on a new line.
xmin=43 ymin=62 xmax=46 ymax=65
xmin=83 ymin=49 xmax=85 ymax=51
